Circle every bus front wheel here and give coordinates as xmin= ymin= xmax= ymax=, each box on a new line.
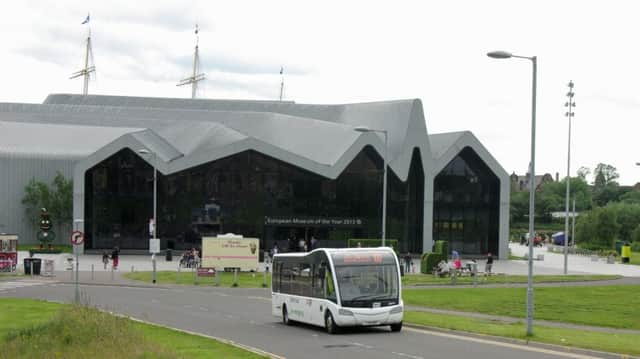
xmin=282 ymin=306 xmax=291 ymax=325
xmin=390 ymin=322 xmax=402 ymax=332
xmin=325 ymin=311 xmax=339 ymax=334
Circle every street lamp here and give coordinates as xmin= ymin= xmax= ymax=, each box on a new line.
xmin=354 ymin=126 xmax=388 ymax=247
xmin=563 ymin=81 xmax=576 ymax=275
xmin=487 ymin=50 xmax=537 ymax=336
xmin=138 ymin=148 xmax=157 ymax=284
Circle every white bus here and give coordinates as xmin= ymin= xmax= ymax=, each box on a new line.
xmin=272 ymin=247 xmax=403 ymax=334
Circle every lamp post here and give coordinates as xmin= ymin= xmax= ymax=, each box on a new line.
xmin=354 ymin=126 xmax=388 ymax=247
xmin=487 ymin=50 xmax=537 ymax=336
xmin=563 ymin=81 xmax=576 ymax=275
xmin=138 ymin=148 xmax=157 ymax=284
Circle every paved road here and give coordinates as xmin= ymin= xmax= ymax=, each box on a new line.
xmin=0 ymin=282 xmax=614 ymax=359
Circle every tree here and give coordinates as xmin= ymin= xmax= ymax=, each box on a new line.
xmin=510 ymin=191 xmax=530 ymax=223
xmin=577 ymin=166 xmax=591 ymax=181
xmin=593 ymin=163 xmax=619 ymax=187
xmin=21 ymin=172 xmax=73 ymax=243
xmin=22 ymin=178 xmax=52 ymax=229
xmin=620 ymin=191 xmax=640 ymax=204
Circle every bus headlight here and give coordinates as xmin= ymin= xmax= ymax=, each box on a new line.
xmin=338 ymin=309 xmax=354 ymax=316
xmin=389 ymin=306 xmax=403 ymax=315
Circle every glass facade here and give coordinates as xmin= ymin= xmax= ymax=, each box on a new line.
xmin=84 ymin=147 xmax=424 ymax=253
xmin=433 ymin=147 xmax=500 ymax=256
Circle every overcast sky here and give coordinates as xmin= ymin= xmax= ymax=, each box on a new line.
xmin=1 ymin=0 xmax=638 ymax=185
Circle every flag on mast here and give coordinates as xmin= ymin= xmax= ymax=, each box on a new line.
xmin=81 ymin=13 xmax=90 ymax=24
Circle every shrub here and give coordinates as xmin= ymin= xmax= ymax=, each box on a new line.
xmin=421 ymin=252 xmax=445 ymax=274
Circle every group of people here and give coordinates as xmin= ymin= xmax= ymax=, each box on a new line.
xmin=101 ymin=247 xmax=120 ymax=270
xmin=284 ymin=235 xmax=319 ymax=253
xmin=179 ymin=247 xmax=201 ymax=268
xmin=435 ymin=251 xmax=494 ymax=277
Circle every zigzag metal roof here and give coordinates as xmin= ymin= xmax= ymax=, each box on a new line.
xmin=4 ymin=94 xmax=433 ymax=181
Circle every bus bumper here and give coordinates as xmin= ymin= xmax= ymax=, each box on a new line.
xmin=335 ymin=305 xmax=403 ymax=327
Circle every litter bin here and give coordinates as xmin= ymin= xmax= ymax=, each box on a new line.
xmin=24 ymin=258 xmax=33 ymax=275
xmin=31 ymin=258 xmax=42 ymax=275
xmin=166 ymin=249 xmax=172 ymax=261
xmin=621 ymin=244 xmax=631 ymax=264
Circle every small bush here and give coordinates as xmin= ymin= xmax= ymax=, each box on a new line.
xmin=421 ymin=252 xmax=446 ymax=274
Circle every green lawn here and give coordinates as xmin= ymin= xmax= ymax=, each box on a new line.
xmin=403 ymin=285 xmax=640 ymax=329
xmin=404 ymin=311 xmax=640 ymax=356
xmin=401 ymin=274 xmax=621 ymax=286
xmin=124 ymin=270 xmax=271 ymax=287
xmin=0 ymin=298 xmax=266 ymax=359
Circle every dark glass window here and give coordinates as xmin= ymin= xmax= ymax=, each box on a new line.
xmin=84 ymin=147 xmax=424 ymax=253
xmin=433 ymin=147 xmax=500 ymax=255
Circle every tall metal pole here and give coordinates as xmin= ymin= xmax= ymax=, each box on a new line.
xmin=382 ymin=130 xmax=388 ymax=247
xmin=153 ymin=152 xmax=157 ymax=284
xmin=82 ymin=36 xmax=91 ymax=96
xmin=571 ymin=197 xmax=576 ymax=247
xmin=526 ymin=56 xmax=537 ymax=336
xmin=563 ymin=81 xmax=575 ymax=275
xmin=488 ymin=50 xmax=537 ymax=336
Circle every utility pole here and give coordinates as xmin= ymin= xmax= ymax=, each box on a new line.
xmin=563 ymin=81 xmax=576 ymax=275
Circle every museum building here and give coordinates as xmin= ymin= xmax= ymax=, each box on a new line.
xmin=0 ymin=94 xmax=509 ymax=258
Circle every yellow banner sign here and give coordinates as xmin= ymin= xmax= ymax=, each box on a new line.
xmin=202 ymin=236 xmax=259 ymax=271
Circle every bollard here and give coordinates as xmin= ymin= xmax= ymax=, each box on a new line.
xmin=215 ymin=269 xmax=220 ymax=286
xmin=262 ymin=269 xmax=267 ymax=288
xmin=472 ymin=263 xmax=478 ymax=287
xmin=131 ymin=265 xmax=134 ymax=273
xmin=91 ymin=264 xmax=94 ymax=280
xmin=152 ymin=258 xmax=157 ymax=284
xmin=111 ymin=266 xmax=114 ymax=281
xmin=451 ymin=268 xmax=457 ymax=285
xmin=192 ymin=265 xmax=196 ymax=284
xmin=177 ymin=264 xmax=181 ymax=282
xmin=233 ymin=268 xmax=238 ymax=287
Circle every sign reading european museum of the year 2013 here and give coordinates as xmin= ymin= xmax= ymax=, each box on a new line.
xmin=264 ymin=216 xmax=364 ymax=227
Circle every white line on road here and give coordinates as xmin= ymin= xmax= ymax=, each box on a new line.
xmin=405 ymin=327 xmax=602 ymax=359
xmin=391 ymin=352 xmax=423 ymax=359
xmin=199 ymin=307 xmax=209 ymax=311
xmin=351 ymin=342 xmax=374 ymax=349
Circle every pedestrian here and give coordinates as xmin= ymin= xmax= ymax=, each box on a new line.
xmin=102 ymin=251 xmax=109 ymax=270
xmin=485 ymin=252 xmax=493 ymax=276
xmin=310 ymin=236 xmax=318 ymax=250
xmin=403 ymin=252 xmax=412 ymax=273
xmin=111 ymin=246 xmax=120 ymax=270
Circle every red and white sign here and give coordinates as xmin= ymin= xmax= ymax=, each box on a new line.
xmin=70 ymin=231 xmax=84 ymax=245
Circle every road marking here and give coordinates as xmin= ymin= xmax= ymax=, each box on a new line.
xmin=247 ymin=295 xmax=270 ymax=301
xmin=391 ymin=352 xmax=423 ymax=359
xmin=122 ymin=315 xmax=286 ymax=359
xmin=405 ymin=327 xmax=602 ymax=359
xmin=351 ymin=342 xmax=374 ymax=349
xmin=0 ymin=280 xmax=51 ymax=291
xmin=199 ymin=307 xmax=209 ymax=312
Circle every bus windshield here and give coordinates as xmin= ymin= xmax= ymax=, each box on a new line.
xmin=330 ymin=251 xmax=399 ymax=306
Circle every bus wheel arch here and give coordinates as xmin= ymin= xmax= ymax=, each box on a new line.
xmin=325 ymin=310 xmax=339 ymax=334
xmin=390 ymin=321 xmax=402 ymax=332
xmin=282 ymin=305 xmax=291 ymax=325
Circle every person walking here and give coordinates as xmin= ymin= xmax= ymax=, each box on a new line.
xmin=111 ymin=246 xmax=120 ymax=270
xmin=102 ymin=251 xmax=109 ymax=270
xmin=485 ymin=252 xmax=494 ymax=275
xmin=403 ymin=253 xmax=412 ymax=274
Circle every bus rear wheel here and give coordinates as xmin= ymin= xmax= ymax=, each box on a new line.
xmin=282 ymin=306 xmax=291 ymax=326
xmin=390 ymin=322 xmax=402 ymax=332
xmin=325 ymin=311 xmax=339 ymax=334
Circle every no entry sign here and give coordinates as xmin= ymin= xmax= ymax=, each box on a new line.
xmin=70 ymin=231 xmax=84 ymax=245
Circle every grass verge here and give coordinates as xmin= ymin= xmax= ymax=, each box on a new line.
xmin=124 ymin=270 xmax=271 ymax=288
xmin=403 ymin=285 xmax=640 ymax=329
xmin=0 ymin=298 xmax=266 ymax=359
xmin=401 ymin=274 xmax=621 ymax=286
xmin=404 ymin=311 xmax=640 ymax=356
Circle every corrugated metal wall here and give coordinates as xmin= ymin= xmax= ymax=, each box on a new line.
xmin=0 ymin=153 xmax=79 ymax=245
